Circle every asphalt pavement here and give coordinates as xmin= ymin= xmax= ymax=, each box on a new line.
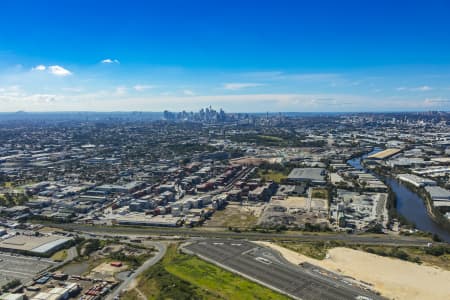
xmin=183 ymin=239 xmax=385 ymax=300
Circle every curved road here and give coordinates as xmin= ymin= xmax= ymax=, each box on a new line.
xmin=106 ymin=242 xmax=167 ymax=300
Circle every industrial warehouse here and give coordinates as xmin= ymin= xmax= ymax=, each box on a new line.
xmin=0 ymin=233 xmax=72 ymax=256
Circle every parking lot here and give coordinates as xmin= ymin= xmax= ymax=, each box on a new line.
xmin=184 ymin=239 xmax=383 ymax=300
xmin=0 ymin=252 xmax=56 ymax=286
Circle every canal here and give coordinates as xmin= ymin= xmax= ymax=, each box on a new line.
xmin=348 ymin=150 xmax=450 ymax=243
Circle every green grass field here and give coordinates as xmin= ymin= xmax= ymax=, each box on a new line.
xmin=311 ymin=188 xmax=329 ymax=199
xmin=278 ymin=241 xmax=331 ymax=260
xmin=51 ymin=249 xmax=68 ymax=261
xmin=123 ymin=244 xmax=289 ymax=300
xmin=257 ymin=135 xmax=284 ymax=142
xmin=258 ymin=170 xmax=287 ymax=183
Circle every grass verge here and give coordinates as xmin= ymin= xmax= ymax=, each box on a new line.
xmin=123 ymin=244 xmax=289 ymax=300
xmin=277 ymin=241 xmax=450 ymax=270
xmin=51 ymin=249 xmax=68 ymax=261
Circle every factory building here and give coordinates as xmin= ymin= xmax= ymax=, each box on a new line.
xmin=287 ymin=168 xmax=326 ymax=185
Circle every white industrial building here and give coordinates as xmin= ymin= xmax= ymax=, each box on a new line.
xmin=397 ymin=174 xmax=436 ymax=188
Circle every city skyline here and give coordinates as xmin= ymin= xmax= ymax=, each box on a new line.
xmin=1 ymin=0 xmax=450 ymax=112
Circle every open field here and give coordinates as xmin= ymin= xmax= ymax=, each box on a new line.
xmin=51 ymin=249 xmax=68 ymax=261
xmin=204 ymin=204 xmax=260 ymax=228
xmin=258 ymin=169 xmax=287 ymax=183
xmin=257 ymin=135 xmax=285 ymax=142
xmin=259 ymin=242 xmax=450 ymax=300
xmin=311 ymin=188 xmax=329 ymax=199
xmin=90 ymin=262 xmax=128 ymax=281
xmin=62 ymin=240 xmax=152 ymax=278
xmin=122 ymin=244 xmax=289 ymax=300
xmin=276 ymin=241 xmax=450 ymax=269
xmin=277 ymin=241 xmax=332 ymax=260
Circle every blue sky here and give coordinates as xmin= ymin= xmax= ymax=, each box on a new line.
xmin=1 ymin=0 xmax=450 ymax=112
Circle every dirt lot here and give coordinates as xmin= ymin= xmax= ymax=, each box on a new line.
xmin=89 ymin=262 xmax=128 ymax=281
xmin=204 ymin=203 xmax=264 ymax=228
xmin=273 ymin=196 xmax=308 ymax=209
xmin=258 ymin=242 xmax=450 ymax=300
xmin=258 ymin=196 xmax=329 ymax=228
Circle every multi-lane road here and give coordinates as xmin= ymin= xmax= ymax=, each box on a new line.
xmin=52 ymin=223 xmax=433 ymax=247
xmin=183 ymin=239 xmax=384 ymax=300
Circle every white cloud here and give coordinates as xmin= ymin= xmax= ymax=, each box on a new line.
xmin=133 ymin=84 xmax=155 ymax=91
xmin=32 ymin=65 xmax=46 ymax=71
xmin=183 ymin=89 xmax=195 ymax=96
xmin=223 ymin=83 xmax=264 ymax=90
xmin=287 ymin=73 xmax=341 ymax=81
xmin=237 ymin=72 xmax=340 ymax=82
xmin=31 ymin=65 xmax=72 ymax=76
xmin=101 ymin=58 xmax=120 ymax=64
xmin=48 ymin=65 xmax=72 ymax=76
xmin=115 ymin=86 xmax=127 ymax=96
xmin=397 ymin=85 xmax=433 ymax=92
xmin=0 ymin=88 xmax=434 ymax=112
xmin=414 ymin=85 xmax=432 ymax=91
xmin=26 ymin=93 xmax=57 ymax=103
xmin=424 ymin=98 xmax=450 ymax=106
xmin=61 ymin=87 xmax=83 ymax=92
xmin=238 ymin=71 xmax=284 ymax=80
xmin=0 ymin=91 xmax=58 ymax=106
xmin=0 ymin=85 xmax=22 ymax=97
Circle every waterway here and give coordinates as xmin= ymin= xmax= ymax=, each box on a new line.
xmin=347 ymin=149 xmax=450 ymax=243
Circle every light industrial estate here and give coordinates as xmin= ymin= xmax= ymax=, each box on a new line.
xmin=0 ymin=110 xmax=449 ymax=300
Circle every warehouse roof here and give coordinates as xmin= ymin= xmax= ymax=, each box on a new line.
xmin=0 ymin=234 xmax=72 ymax=254
xmin=425 ymin=186 xmax=450 ymax=200
xmin=288 ymin=168 xmax=326 ymax=182
xmin=368 ymin=148 xmax=401 ymax=159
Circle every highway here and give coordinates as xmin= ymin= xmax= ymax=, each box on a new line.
xmin=183 ymin=239 xmax=384 ymax=300
xmin=106 ymin=242 xmax=167 ymax=300
xmin=52 ymin=223 xmax=432 ymax=247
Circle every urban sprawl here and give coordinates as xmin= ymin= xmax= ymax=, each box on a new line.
xmin=0 ymin=109 xmax=449 ymax=300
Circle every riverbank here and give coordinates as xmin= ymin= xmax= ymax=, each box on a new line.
xmin=371 ymin=167 xmax=450 ymax=242
xmin=349 ymin=151 xmax=450 ymax=243
xmin=367 ymin=160 xmax=450 ymax=232
xmin=398 ymin=178 xmax=450 ymax=233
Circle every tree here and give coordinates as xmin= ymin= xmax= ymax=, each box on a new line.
xmin=2 ymin=279 xmax=21 ymax=291
xmin=432 ymin=233 xmax=442 ymax=242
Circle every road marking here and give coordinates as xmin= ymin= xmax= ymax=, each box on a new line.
xmin=255 ymin=257 xmax=272 ymax=264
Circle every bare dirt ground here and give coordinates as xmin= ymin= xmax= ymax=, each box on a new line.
xmin=89 ymin=262 xmax=128 ymax=281
xmin=257 ymin=242 xmax=450 ymax=300
xmin=204 ymin=203 xmax=264 ymax=228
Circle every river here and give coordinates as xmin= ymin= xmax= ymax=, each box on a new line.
xmin=347 ymin=150 xmax=450 ymax=243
